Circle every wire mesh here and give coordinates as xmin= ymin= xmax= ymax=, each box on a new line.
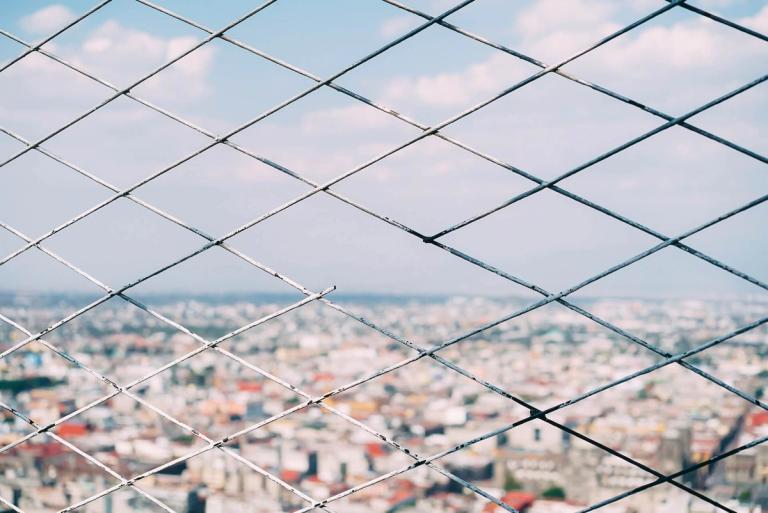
xmin=0 ymin=0 xmax=766 ymax=512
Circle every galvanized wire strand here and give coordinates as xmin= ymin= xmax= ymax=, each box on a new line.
xmin=579 ymin=433 xmax=768 ymax=513
xmin=0 ymin=118 xmax=743 ymax=510
xmin=47 ymin=290 xmax=768 ymax=513
xmin=0 ymin=496 xmax=23 ymax=513
xmin=0 ymin=0 xmax=671 ymax=271
xmin=286 ymin=315 xmax=768 ymax=513
xmin=1 ymin=25 xmax=764 ymax=481
xmin=1 ymin=0 xmax=763 ymax=509
xmin=379 ymin=0 xmax=767 ymax=165
xmin=8 ymin=60 xmax=757 ymax=383
xmin=429 ymin=73 xmax=768 ymax=240
xmin=0 ymin=315 xmax=184 ymax=513
xmin=0 ymin=299 xmax=343 ymax=513
xmin=0 ymin=192 xmax=743 ymax=510
xmin=1 ymin=143 xmax=760 ymax=512
xmin=666 ymin=0 xmax=768 ymax=42
xmin=2 ymin=99 xmax=766 ymax=513
xmin=63 ymin=313 xmax=766 ymax=513
xmin=0 ymin=285 xmax=337 ymax=513
xmin=1 ymin=31 xmax=765 ymax=307
xmin=0 ymin=215 xmax=519 ymax=511
xmin=0 ymin=0 xmax=684 ymax=371
xmin=0 ymin=28 xmax=244 ymax=148
xmin=35 ymin=207 xmax=768 ymax=513
xmin=0 ymin=0 xmax=479 ymax=271
xmin=0 ymin=219 xmax=719 ymax=513
xmin=7 ymin=91 xmax=767 ymax=406
xmin=9 ymin=84 xmax=765 ymax=425
xmin=109 ymin=1 xmax=768 ymax=296
xmin=0 ymin=0 xmax=112 ymax=74
xmin=136 ymin=0 xmax=766 ymax=169
xmin=144 ymin=0 xmax=684 ymax=258
xmin=0 ymin=288 xmax=332 ymax=455
xmin=0 ymin=0 xmax=280 ymax=171
xmin=0 ymin=117 xmax=537 ymax=512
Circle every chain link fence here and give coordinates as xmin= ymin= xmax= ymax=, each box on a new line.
xmin=0 ymin=1 xmax=766 ymax=512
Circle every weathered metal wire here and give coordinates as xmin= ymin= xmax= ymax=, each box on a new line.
xmin=1 ymin=0 xmax=765 ymax=511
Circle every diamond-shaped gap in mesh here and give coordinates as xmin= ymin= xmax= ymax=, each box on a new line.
xmin=336 ymin=12 xmax=541 ymax=128
xmin=52 ymin=386 xmax=208 ymax=479
xmin=438 ymin=0 xmax=663 ymax=65
xmin=137 ymin=0 xmax=259 ymax=28
xmin=559 ymin=124 xmax=768 ymax=236
xmin=369 ymin=295 xmax=532 ymax=350
xmin=225 ymin=0 xmax=418 ymax=78
xmin=439 ymin=186 xmax=659 ymax=294
xmin=126 ymin=243 xmax=307 ymax=341
xmin=331 ymin=135 xmax=536 ymax=236
xmin=215 ymin=299 xmax=418 ymax=398
xmin=130 ymin=31 xmax=317 ymax=136
xmin=682 ymin=200 xmax=768 ymax=292
xmin=686 ymin=326 xmax=768 ymax=416
xmin=561 ymin=3 xmax=768 ymax=114
xmin=228 ymin=83 xmax=423 ymax=184
xmin=690 ymin=81 xmax=768 ymax=174
xmin=68 ymin=487 xmax=170 ymax=513
xmin=0 ymin=147 xmax=112 ymax=237
xmin=39 ymin=294 xmax=197 ymax=388
xmin=0 ymin=45 xmax=113 ymax=141
xmin=567 ymin=245 xmax=768 ymax=350
xmin=306 ymin=463 xmax=502 ymax=513
xmin=220 ymin=403 xmax=413 ymax=504
xmin=43 ymin=94 xmax=212 ymax=189
xmin=326 ymin=353 xmax=530 ymax=457
xmin=133 ymin=343 xmax=305 ymax=441
xmin=122 ymin=441 xmax=311 ymax=513
xmin=0 ymin=30 xmax=25 ymax=64
xmin=43 ymin=0 xmax=214 ymax=88
xmin=605 ymin=480 xmax=743 ymax=513
xmin=339 ymin=7 xmax=538 ymax=125
xmin=435 ymin=300 xmax=667 ymax=413
xmin=134 ymin=143 xmax=312 ymax=237
xmin=0 ymin=307 xmax=22 ymax=355
xmin=0 ymin=336 xmax=114 ymax=444
xmin=41 ymin=195 xmax=206 ymax=289
xmin=228 ymin=192 xmax=537 ymax=332
xmin=545 ymin=361 xmax=765 ymax=507
xmin=440 ymin=70 xmax=661 ymax=182
xmin=0 ymin=129 xmax=27 ymax=163
xmin=0 ymin=428 xmax=121 ymax=513
xmin=686 ymin=0 xmax=767 ymax=23
xmin=458 ymin=417 xmax=658 ymax=509
xmin=0 ymin=237 xmax=104 ymax=336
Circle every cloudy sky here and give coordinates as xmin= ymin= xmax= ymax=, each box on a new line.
xmin=0 ymin=0 xmax=766 ymax=300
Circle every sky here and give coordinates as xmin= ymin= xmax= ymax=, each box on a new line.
xmin=0 ymin=0 xmax=766 ymax=301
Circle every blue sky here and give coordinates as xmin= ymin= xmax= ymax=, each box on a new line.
xmin=0 ymin=0 xmax=766 ymax=300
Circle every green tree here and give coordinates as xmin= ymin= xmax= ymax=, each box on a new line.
xmin=738 ymin=489 xmax=752 ymax=504
xmin=503 ymin=470 xmax=523 ymax=491
xmin=542 ymin=486 xmax=566 ymax=500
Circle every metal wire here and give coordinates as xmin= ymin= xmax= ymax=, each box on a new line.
xmin=0 ymin=0 xmax=766 ymax=512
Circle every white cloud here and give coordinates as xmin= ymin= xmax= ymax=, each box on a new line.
xmin=68 ymin=20 xmax=215 ymax=102
xmin=374 ymin=0 xmax=766 ymax=115
xmin=19 ymin=5 xmax=76 ymax=35
xmin=379 ymin=16 xmax=420 ymax=39
xmin=515 ymin=0 xmax=617 ymax=40
xmin=741 ymin=4 xmax=768 ymax=33
xmin=301 ymin=104 xmax=392 ymax=134
xmin=0 ymin=18 xmax=217 ymax=145
xmin=380 ymin=53 xmax=529 ymax=108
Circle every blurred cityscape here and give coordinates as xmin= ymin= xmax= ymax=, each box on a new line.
xmin=0 ymin=293 xmax=767 ymax=513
